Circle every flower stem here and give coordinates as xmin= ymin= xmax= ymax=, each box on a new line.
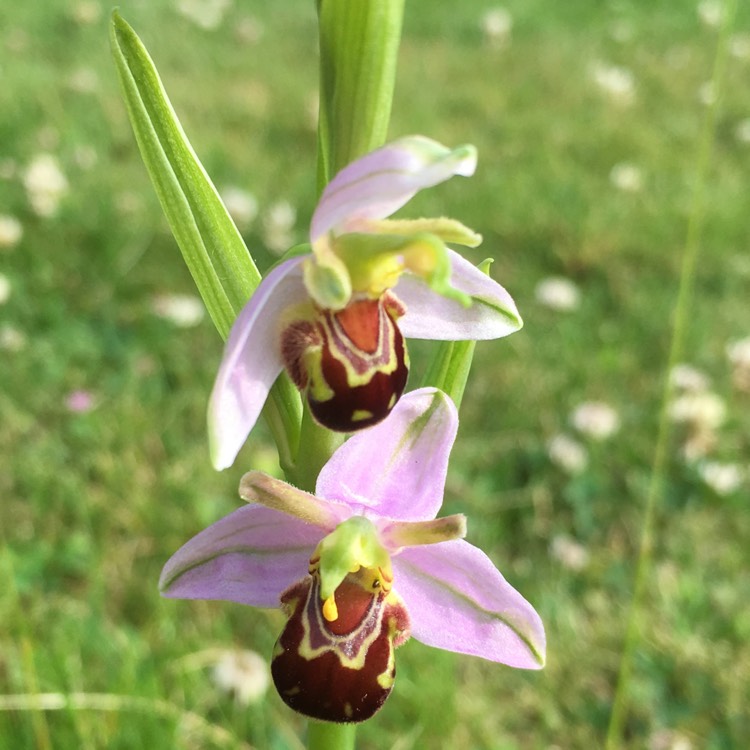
xmin=288 ymin=406 xmax=344 ymax=492
xmin=307 ymin=721 xmax=356 ymax=750
xmin=300 ymin=2 xmax=406 ymax=746
xmin=316 ymin=0 xmax=405 ymax=191
xmin=604 ymin=3 xmax=736 ymax=747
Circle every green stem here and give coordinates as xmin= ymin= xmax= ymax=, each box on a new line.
xmin=316 ymin=0 xmax=405 ymax=192
xmin=307 ymin=721 xmax=356 ymax=750
xmin=604 ymin=3 xmax=737 ymax=747
xmin=288 ymin=407 xmax=344 ymax=492
xmin=299 ymin=2 xmax=407 ymax=747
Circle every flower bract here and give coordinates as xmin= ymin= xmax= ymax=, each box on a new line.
xmin=209 ymin=135 xmax=523 ymax=469
xmin=161 ymin=388 xmax=546 ymax=722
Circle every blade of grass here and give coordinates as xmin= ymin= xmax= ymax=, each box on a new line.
xmin=0 ymin=693 xmax=255 ymax=750
xmin=605 ymin=1 xmax=738 ymax=746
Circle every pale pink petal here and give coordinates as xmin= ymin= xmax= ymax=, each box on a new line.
xmin=396 ymin=250 xmax=522 ymax=340
xmin=208 ymin=257 xmax=306 ymax=470
xmin=315 ymin=388 xmax=457 ymax=522
xmin=310 ymin=136 xmax=477 ymax=242
xmin=393 ymin=540 xmax=545 ymax=668
xmin=159 ymin=505 xmax=322 ymax=608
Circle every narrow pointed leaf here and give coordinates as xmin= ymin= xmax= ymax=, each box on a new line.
xmin=110 ymin=10 xmax=259 ymax=338
xmin=110 ymin=12 xmax=302 ymax=463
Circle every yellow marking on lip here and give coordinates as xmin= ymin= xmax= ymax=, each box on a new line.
xmin=351 ymin=409 xmax=374 ymax=422
xmin=322 ymin=595 xmax=339 ymax=622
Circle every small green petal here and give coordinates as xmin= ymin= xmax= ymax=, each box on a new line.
xmin=315 ymin=517 xmax=391 ymax=601
xmin=239 ymin=471 xmax=342 ymax=529
xmin=304 ymin=246 xmax=352 ymax=310
xmin=381 ymin=514 xmax=467 ymax=551
xmin=364 ymin=217 xmax=482 ymax=248
xmin=334 ymin=232 xmax=472 ymax=306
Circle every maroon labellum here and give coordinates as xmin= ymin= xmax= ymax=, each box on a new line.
xmin=281 ymin=293 xmax=409 ymax=432
xmin=271 ymin=572 xmax=410 ymax=723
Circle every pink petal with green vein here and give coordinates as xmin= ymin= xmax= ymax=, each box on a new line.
xmin=396 ymin=250 xmax=522 ymax=340
xmin=159 ymin=505 xmax=323 ymax=608
xmin=208 ymin=256 xmax=306 ymax=470
xmin=310 ymin=136 xmax=477 ymax=242
xmin=316 ymin=388 xmax=457 ymax=522
xmin=393 ymin=540 xmax=546 ymax=669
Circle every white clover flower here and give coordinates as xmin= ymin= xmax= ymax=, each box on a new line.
xmin=592 ymin=62 xmax=636 ymax=105
xmin=727 ymin=337 xmax=750 ymax=367
xmin=220 ymin=186 xmax=258 ymax=228
xmin=648 ymin=728 xmax=694 ymax=750
xmin=669 ymin=391 xmax=725 ymax=429
xmin=151 ymin=294 xmax=206 ymax=328
xmin=67 ymin=68 xmax=99 ymax=94
xmin=73 ymin=145 xmax=98 ymax=170
xmin=262 ymin=200 xmax=297 ymax=254
xmin=670 ymin=363 xmax=710 ymax=392
xmin=729 ymin=33 xmax=750 ymax=60
xmin=697 ymin=0 xmax=725 ymax=29
xmin=0 ymin=273 xmax=11 ymax=304
xmin=698 ymin=461 xmax=744 ymax=495
xmin=0 ymin=215 xmax=23 ymax=249
xmin=609 ymin=162 xmax=643 ymax=193
xmin=735 ymin=119 xmax=750 ymax=144
xmin=235 ymin=16 xmax=264 ymax=44
xmin=0 ymin=324 xmax=26 ymax=352
xmin=698 ymin=81 xmax=716 ymax=106
xmin=727 ymin=336 xmax=750 ymax=391
xmin=115 ymin=191 xmax=144 ymax=217
xmin=72 ymin=1 xmax=101 ymax=25
xmin=23 ymin=153 xmax=69 ymax=218
xmin=547 ymin=433 xmax=588 ymax=474
xmin=481 ymin=7 xmax=513 ymax=45
xmin=176 ymin=0 xmax=232 ymax=31
xmin=212 ymin=649 xmax=270 ymax=706
xmin=550 ymin=535 xmax=589 ymax=571
xmin=534 ymin=276 xmax=581 ymax=312
xmin=682 ymin=429 xmax=717 ymax=463
xmin=571 ymin=401 xmax=620 ymax=440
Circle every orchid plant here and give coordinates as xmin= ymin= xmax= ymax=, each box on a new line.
xmin=111 ymin=1 xmax=545 ymax=747
xmin=209 ymin=135 xmax=522 ymax=470
xmin=161 ymin=389 xmax=545 ymax=722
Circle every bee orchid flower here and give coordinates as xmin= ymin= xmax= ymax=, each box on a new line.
xmin=161 ymin=388 xmax=545 ymax=723
xmin=209 ymin=136 xmax=522 ymax=469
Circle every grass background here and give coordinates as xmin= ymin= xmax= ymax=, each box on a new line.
xmin=2 ymin=0 xmax=749 ymax=747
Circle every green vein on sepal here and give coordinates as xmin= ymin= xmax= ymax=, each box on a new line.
xmin=419 ymin=259 xmax=496 ymax=409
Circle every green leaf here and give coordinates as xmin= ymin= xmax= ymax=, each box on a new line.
xmin=110 ymin=11 xmax=301 ymax=469
xmin=110 ymin=10 xmax=259 ymax=337
xmin=419 ymin=259 xmax=496 ymax=409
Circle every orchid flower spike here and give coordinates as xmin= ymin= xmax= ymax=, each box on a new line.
xmin=161 ymin=388 xmax=545 ymax=723
xmin=209 ymin=135 xmax=522 ymax=469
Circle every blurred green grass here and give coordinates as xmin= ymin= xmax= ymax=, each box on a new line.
xmin=2 ymin=0 xmax=750 ymax=748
